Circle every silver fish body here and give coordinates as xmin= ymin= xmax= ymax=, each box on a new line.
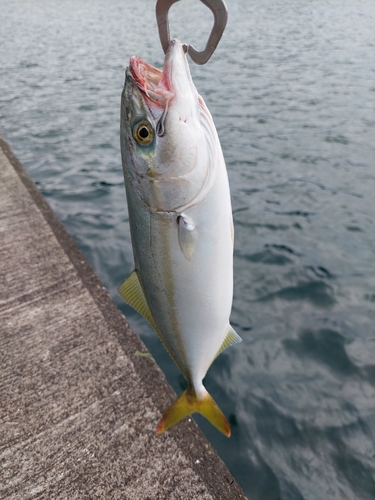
xmin=119 ymin=40 xmax=241 ymax=436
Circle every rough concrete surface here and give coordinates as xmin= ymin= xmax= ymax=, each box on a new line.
xmin=0 ymin=137 xmax=247 ymax=500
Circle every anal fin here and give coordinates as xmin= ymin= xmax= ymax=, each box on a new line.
xmin=216 ymin=325 xmax=242 ymax=358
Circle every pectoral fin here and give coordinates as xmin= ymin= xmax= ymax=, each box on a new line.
xmin=177 ymin=214 xmax=198 ymax=261
xmin=216 ymin=325 xmax=242 ymax=358
xmin=117 ymin=270 xmax=158 ymax=331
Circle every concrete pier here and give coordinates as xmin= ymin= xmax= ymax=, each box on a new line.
xmin=0 ymin=137 xmax=247 ymax=499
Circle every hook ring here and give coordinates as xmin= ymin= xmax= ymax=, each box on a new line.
xmin=156 ymin=0 xmax=228 ymax=65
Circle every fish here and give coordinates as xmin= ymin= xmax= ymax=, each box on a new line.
xmin=119 ymin=39 xmax=241 ymax=437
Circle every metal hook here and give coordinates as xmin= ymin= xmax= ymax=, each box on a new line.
xmin=156 ymin=0 xmax=228 ymax=65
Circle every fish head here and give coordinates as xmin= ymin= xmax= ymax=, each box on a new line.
xmin=121 ymin=39 xmax=216 ymax=212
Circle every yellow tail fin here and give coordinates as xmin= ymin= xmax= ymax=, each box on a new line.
xmin=156 ymin=386 xmax=231 ymax=437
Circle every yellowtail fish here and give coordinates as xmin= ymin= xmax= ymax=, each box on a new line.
xmin=119 ymin=39 xmax=241 ymax=436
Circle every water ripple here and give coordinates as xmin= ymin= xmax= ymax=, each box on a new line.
xmin=1 ymin=0 xmax=374 ymax=499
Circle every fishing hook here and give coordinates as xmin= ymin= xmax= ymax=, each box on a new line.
xmin=155 ymin=0 xmax=228 ymax=65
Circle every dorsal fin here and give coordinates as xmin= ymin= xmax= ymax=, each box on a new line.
xmin=216 ymin=325 xmax=242 ymax=358
xmin=117 ymin=270 xmax=158 ymax=331
xmin=118 ymin=270 xmax=185 ymax=376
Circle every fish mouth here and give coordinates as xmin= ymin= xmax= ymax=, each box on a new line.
xmin=129 ymin=40 xmax=191 ymax=114
xmin=130 ymin=57 xmax=163 ymax=95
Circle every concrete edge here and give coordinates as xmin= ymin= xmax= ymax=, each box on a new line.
xmin=0 ymin=135 xmax=247 ymax=500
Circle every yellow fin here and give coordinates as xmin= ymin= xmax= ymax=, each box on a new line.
xmin=156 ymin=386 xmax=231 ymax=437
xmin=117 ymin=270 xmax=158 ymax=331
xmin=216 ymin=325 xmax=242 ymax=358
xmin=118 ymin=271 xmax=186 ymax=375
xmin=135 ymin=350 xmax=156 ymax=362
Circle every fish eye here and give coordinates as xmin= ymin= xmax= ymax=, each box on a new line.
xmin=133 ymin=121 xmax=154 ymax=146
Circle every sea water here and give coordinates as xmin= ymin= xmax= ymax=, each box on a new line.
xmin=1 ymin=1 xmax=374 ymax=498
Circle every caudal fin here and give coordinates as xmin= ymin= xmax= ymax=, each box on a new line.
xmin=156 ymin=386 xmax=231 ymax=437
